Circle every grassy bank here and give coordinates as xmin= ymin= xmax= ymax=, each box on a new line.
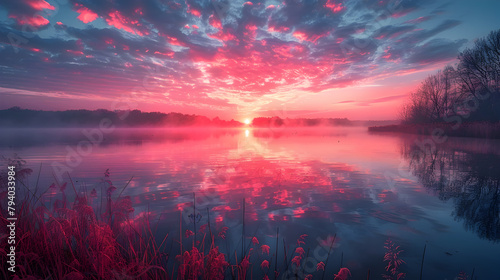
xmin=368 ymin=122 xmax=500 ymax=139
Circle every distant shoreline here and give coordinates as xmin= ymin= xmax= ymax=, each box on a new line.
xmin=368 ymin=122 xmax=500 ymax=139
xmin=0 ymin=107 xmax=398 ymax=128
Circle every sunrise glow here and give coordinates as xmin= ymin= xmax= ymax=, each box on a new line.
xmin=1 ymin=0 xmax=498 ymax=120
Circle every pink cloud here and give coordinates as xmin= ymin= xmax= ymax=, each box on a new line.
xmin=187 ymin=4 xmax=202 ymax=17
xmin=404 ymin=16 xmax=432 ymax=24
xmin=293 ymin=30 xmax=329 ymax=43
xmin=324 ymin=0 xmax=345 ymax=13
xmin=66 ymin=50 xmax=84 ymax=55
xmin=105 ymin=10 xmax=143 ymax=35
xmin=208 ymin=28 xmax=237 ymax=42
xmin=9 ymin=14 xmax=49 ymax=27
xmin=268 ymin=25 xmax=290 ymax=33
xmin=76 ymin=7 xmax=98 ymax=23
xmin=25 ymin=0 xmax=55 ymax=11
xmin=209 ymin=14 xmax=222 ymax=29
xmin=163 ymin=35 xmax=185 ymax=46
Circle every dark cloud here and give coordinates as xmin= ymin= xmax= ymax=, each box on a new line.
xmin=399 ymin=19 xmax=462 ymax=44
xmin=407 ymin=38 xmax=467 ymax=65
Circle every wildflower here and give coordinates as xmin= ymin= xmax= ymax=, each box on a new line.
xmin=252 ymin=236 xmax=259 ymax=245
xmin=297 ymin=233 xmax=307 ymax=246
xmin=106 ymin=185 xmax=117 ymax=195
xmin=218 ymin=226 xmax=228 ymax=239
xmin=185 ymin=229 xmax=194 ymax=238
xmin=383 ymin=239 xmax=406 ymax=280
xmin=295 ymin=247 xmax=305 ymax=257
xmin=457 ymin=271 xmax=469 ymax=280
xmin=263 ymin=275 xmax=270 ymax=280
xmin=316 ymin=261 xmax=325 ymax=271
xmin=305 ymin=275 xmax=313 ymax=280
xmin=291 ymin=256 xmax=301 ymax=267
xmin=241 ymin=255 xmax=250 ymax=270
xmin=261 ymin=244 xmax=270 ymax=255
xmin=261 ymin=260 xmax=269 ymax=270
xmin=239 ymin=255 xmax=251 ymax=278
xmin=199 ymin=224 xmax=207 ymax=233
xmin=206 ymin=247 xmax=228 ymax=280
xmin=177 ymin=247 xmax=204 ymax=279
xmin=334 ymin=267 xmax=351 ymax=280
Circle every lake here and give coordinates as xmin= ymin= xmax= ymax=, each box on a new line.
xmin=1 ymin=127 xmax=499 ymax=279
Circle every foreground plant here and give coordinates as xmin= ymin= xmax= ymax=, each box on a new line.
xmin=0 ymin=167 xmax=477 ymax=279
xmin=383 ymin=239 xmax=406 ymax=280
xmin=334 ymin=267 xmax=351 ymax=280
xmin=0 ymin=170 xmax=167 ymax=280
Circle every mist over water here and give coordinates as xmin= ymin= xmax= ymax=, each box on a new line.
xmin=1 ymin=127 xmax=499 ymax=278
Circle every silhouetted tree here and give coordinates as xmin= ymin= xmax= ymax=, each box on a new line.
xmin=0 ymin=108 xmax=243 ymax=127
xmin=401 ymin=29 xmax=500 ymax=123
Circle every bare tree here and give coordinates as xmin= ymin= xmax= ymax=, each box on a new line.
xmin=401 ymin=29 xmax=500 ymax=123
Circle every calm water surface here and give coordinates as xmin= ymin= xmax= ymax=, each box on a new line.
xmin=1 ymin=127 xmax=499 ymax=279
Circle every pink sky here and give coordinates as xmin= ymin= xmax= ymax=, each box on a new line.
xmin=1 ymin=0 xmax=498 ymax=121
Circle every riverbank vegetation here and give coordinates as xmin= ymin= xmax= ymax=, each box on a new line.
xmin=0 ymin=160 xmax=478 ymax=279
xmin=370 ymin=29 xmax=500 ymax=138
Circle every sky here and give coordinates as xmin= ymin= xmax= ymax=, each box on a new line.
xmin=0 ymin=0 xmax=499 ymax=121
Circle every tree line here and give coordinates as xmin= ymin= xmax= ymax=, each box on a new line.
xmin=0 ymin=107 xmax=242 ymax=127
xmin=251 ymin=116 xmax=353 ymax=127
xmin=400 ymin=29 xmax=500 ymax=124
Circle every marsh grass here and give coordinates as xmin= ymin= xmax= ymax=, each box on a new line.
xmin=0 ymin=168 xmax=478 ymax=279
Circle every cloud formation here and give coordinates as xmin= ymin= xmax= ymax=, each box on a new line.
xmin=0 ymin=0 xmax=483 ymax=117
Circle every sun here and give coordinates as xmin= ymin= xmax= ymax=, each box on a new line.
xmin=243 ymin=118 xmax=251 ymax=125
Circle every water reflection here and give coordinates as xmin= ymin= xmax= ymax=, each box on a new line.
xmin=402 ymin=136 xmax=500 ymax=240
xmin=0 ymin=127 xmax=241 ymax=147
xmin=2 ymin=128 xmax=500 ymax=278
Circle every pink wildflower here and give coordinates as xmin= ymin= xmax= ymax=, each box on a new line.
xmin=199 ymin=224 xmax=207 ymax=233
xmin=334 ymin=267 xmax=351 ymax=280
xmin=252 ymin=236 xmax=259 ymax=245
xmin=261 ymin=244 xmax=270 ymax=255
xmin=261 ymin=260 xmax=269 ymax=270
xmin=295 ymin=247 xmax=305 ymax=257
xmin=291 ymin=256 xmax=301 ymax=267
xmin=240 ymin=255 xmax=250 ymax=270
xmin=218 ymin=226 xmax=228 ymax=239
